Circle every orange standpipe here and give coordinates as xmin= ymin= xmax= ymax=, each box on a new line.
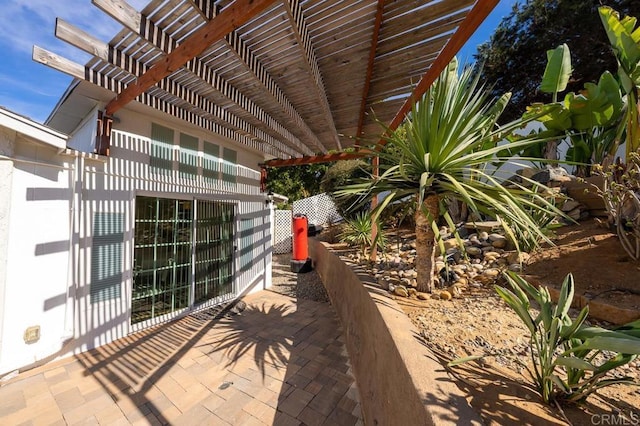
xmin=291 ymin=214 xmax=312 ymax=273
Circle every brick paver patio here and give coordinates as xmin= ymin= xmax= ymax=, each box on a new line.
xmin=0 ymin=291 xmax=362 ymax=425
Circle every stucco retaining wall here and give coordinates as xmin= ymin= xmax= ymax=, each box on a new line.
xmin=310 ymin=240 xmax=482 ymax=426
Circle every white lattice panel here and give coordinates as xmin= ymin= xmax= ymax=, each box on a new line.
xmin=273 ymin=210 xmax=292 ymax=254
xmin=292 ymin=193 xmax=342 ymax=226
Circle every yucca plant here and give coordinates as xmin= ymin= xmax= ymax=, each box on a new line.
xmin=336 ymin=57 xmax=566 ymax=292
xmin=495 ymin=272 xmax=640 ymax=404
xmin=338 ymin=211 xmax=386 ymax=256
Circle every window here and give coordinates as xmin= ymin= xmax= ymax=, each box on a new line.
xmin=194 ymin=200 xmax=234 ymax=304
xmin=133 ymin=196 xmax=236 ymax=323
xmin=150 ymin=123 xmax=174 ymax=175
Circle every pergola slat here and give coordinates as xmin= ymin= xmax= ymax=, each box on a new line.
xmin=35 ymin=0 xmax=499 ymax=164
xmin=33 ymin=46 xmax=287 ymax=158
xmin=103 ymin=0 xmax=280 ymax=116
xmin=54 ymin=19 xmax=303 ymax=158
xmin=92 ymin=0 xmax=315 ymax=156
xmin=263 ymin=0 xmax=499 ymax=167
xmin=281 ymin=0 xmax=341 ymax=150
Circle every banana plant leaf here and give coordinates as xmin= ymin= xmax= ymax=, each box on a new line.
xmin=540 ymin=44 xmax=572 ymax=96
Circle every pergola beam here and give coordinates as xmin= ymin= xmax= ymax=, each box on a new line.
xmin=281 ymin=0 xmax=341 ymax=150
xmin=55 ymin=19 xmax=301 ymax=158
xmin=261 ymin=150 xmax=370 ymax=167
xmin=103 ymin=0 xmax=280 ymax=116
xmin=33 ymin=46 xmax=289 ymax=158
xmin=92 ymin=0 xmax=312 ymax=156
xmin=355 ymin=0 xmax=385 ymax=146
xmin=385 ymin=0 xmax=500 ymax=133
xmin=263 ymin=0 xmax=500 ymax=167
xmin=183 ymin=0 xmax=329 ymax=153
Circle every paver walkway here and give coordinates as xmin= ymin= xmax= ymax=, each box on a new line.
xmin=0 ymin=291 xmax=362 ymax=425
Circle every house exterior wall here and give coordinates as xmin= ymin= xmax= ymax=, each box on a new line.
xmin=0 ymin=108 xmax=272 ymax=376
xmin=0 ymin=134 xmax=73 ymax=375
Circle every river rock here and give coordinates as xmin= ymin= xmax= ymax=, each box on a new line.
xmin=466 ymin=246 xmax=482 ymax=257
xmin=377 ymin=278 xmax=389 ymax=290
xmin=455 ymin=277 xmax=468 ymax=287
xmin=489 ymin=234 xmax=508 ymax=248
xmin=507 ymin=251 xmax=530 ymax=264
xmin=508 ymin=263 xmax=522 ymax=272
xmin=439 ymin=290 xmax=453 ymax=301
xmin=394 ymin=285 xmax=409 ymax=297
xmin=483 ymin=268 xmax=501 ymax=278
xmin=417 ymin=292 xmax=430 ymax=300
xmin=561 ymin=199 xmax=581 ymax=212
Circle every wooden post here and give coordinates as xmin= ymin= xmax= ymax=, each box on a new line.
xmin=370 ymin=156 xmax=379 ymax=262
xmin=95 ymin=110 xmax=113 ymax=156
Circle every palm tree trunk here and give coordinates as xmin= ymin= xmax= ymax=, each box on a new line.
xmin=414 ymin=193 xmax=439 ymax=293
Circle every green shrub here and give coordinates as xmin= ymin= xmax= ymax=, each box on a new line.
xmin=338 ymin=211 xmax=386 ymax=256
xmin=494 ymin=272 xmax=640 ymax=404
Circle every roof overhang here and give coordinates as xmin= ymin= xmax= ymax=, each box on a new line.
xmin=0 ymin=107 xmax=68 ymax=150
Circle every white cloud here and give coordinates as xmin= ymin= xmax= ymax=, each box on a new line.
xmin=0 ymin=0 xmax=151 ymax=122
xmin=0 ymin=0 xmax=150 ymax=61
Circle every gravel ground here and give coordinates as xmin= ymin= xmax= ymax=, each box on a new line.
xmin=270 ymin=253 xmax=330 ymax=303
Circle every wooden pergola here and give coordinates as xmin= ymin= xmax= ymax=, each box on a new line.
xmin=33 ymin=0 xmax=498 ymax=165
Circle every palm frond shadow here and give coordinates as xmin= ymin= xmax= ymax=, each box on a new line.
xmin=199 ymin=302 xmax=294 ymax=380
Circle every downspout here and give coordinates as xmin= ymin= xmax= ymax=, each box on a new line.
xmin=61 ymin=153 xmax=81 ymax=342
xmin=0 ymin=129 xmax=16 ymax=375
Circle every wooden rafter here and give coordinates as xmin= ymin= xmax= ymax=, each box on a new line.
xmin=385 ymin=0 xmax=500 ymax=133
xmin=261 ymin=150 xmax=370 ymax=167
xmin=281 ymin=0 xmax=341 ymax=150
xmin=91 ymin=0 xmax=312 ymax=157
xmin=263 ymin=0 xmax=500 ymax=167
xmin=184 ymin=0 xmax=329 ymax=154
xmin=55 ymin=19 xmax=300 ymax=158
xmin=355 ymin=0 xmax=385 ymax=147
xmin=35 ymin=0 xmax=494 ymax=163
xmin=33 ymin=46 xmax=289 ymax=158
xmin=222 ymin=30 xmax=328 ymax=154
xmin=103 ymin=0 xmax=280 ymax=116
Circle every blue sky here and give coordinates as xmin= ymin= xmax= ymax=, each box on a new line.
xmin=0 ymin=0 xmax=516 ymax=124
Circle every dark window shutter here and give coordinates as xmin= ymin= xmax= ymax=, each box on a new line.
xmin=151 ymin=123 xmax=174 ymax=175
xmin=91 ymin=212 xmax=124 ymax=303
xmin=222 ymin=148 xmax=237 ymax=184
xmin=179 ymin=133 xmax=199 ymax=178
xmin=203 ymin=142 xmax=220 ymax=181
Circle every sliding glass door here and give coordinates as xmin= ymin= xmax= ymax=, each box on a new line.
xmin=132 ymin=196 xmax=235 ymax=324
xmin=194 ymin=200 xmax=235 ymax=304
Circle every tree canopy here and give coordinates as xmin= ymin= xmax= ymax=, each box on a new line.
xmin=264 ymin=164 xmax=329 ymax=207
xmin=476 ymin=0 xmax=640 ymax=123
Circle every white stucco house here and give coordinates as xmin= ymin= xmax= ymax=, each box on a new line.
xmin=0 ymin=80 xmax=273 ymax=376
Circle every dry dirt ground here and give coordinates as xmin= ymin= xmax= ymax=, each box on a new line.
xmin=328 ymin=219 xmax=640 ymax=425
